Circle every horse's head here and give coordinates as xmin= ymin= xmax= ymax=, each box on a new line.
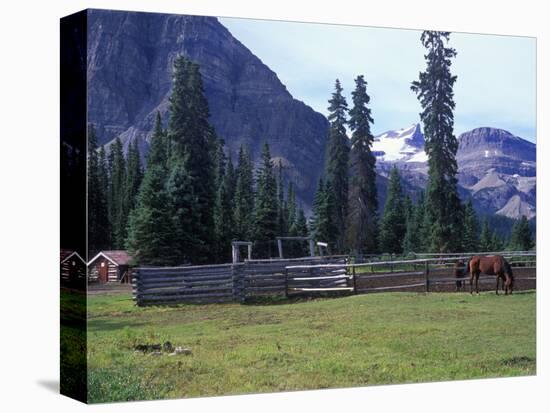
xmin=454 ymin=259 xmax=466 ymax=276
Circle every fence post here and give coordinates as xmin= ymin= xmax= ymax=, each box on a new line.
xmin=232 ymin=264 xmax=238 ymax=302
xmin=277 ymin=238 xmax=284 ymax=259
xmin=390 ymin=253 xmax=394 ymax=273
xmin=133 ymin=268 xmax=140 ymax=306
xmin=284 ymin=267 xmax=289 ymax=298
xmin=234 ymin=263 xmax=246 ymax=303
xmin=352 ymin=265 xmax=357 ymax=293
xmin=424 ymin=261 xmax=430 ymax=293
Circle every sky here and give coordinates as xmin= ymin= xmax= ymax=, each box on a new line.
xmin=219 ymin=17 xmax=536 ymax=143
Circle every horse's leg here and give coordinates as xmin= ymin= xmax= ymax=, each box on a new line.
xmin=476 ymin=273 xmax=480 ymax=294
xmin=505 ymin=276 xmax=511 ymax=295
xmin=495 ymin=276 xmax=500 ymax=295
xmin=470 ymin=272 xmax=474 ymax=295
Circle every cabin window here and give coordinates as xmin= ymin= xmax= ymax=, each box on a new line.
xmin=101 ymin=262 xmax=105 ymax=267
xmin=71 ymin=261 xmax=76 ymax=266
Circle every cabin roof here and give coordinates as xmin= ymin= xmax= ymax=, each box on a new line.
xmin=88 ymin=250 xmax=132 ymax=266
xmin=60 ymin=249 xmax=86 ymax=265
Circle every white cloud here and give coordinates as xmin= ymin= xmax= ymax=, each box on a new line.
xmin=220 ymin=17 xmax=536 ymax=142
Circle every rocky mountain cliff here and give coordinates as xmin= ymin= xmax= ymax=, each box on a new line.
xmin=86 ymin=9 xmax=535 ymax=220
xmin=375 ymin=125 xmax=536 ymax=219
xmin=87 ymin=9 xmax=328 ymax=207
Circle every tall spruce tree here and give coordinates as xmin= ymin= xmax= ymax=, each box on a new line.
xmin=225 ymin=156 xmax=236 ymax=204
xmin=509 ymin=216 xmax=533 ymax=251
xmin=168 ymin=55 xmax=217 ymax=263
xmin=88 ymin=125 xmax=110 ymax=253
xmin=214 ymin=158 xmax=235 ymax=263
xmin=325 ymin=79 xmax=350 ymax=252
xmin=411 ymin=31 xmax=462 ymax=252
xmin=276 ymin=160 xmax=288 ymax=236
xmin=125 ymin=139 xmax=143 ymax=220
xmin=286 ymin=182 xmax=297 ymax=233
xmin=379 ymin=166 xmax=406 ymax=254
xmin=289 ymin=206 xmax=309 ymax=257
xmin=148 ymin=112 xmax=168 ymax=168
xmin=97 ymin=145 xmax=111 ymax=248
xmin=253 ymin=143 xmax=278 ymax=257
xmin=233 ymin=146 xmax=255 ymax=240
xmin=126 ymin=163 xmax=176 ymax=266
xmin=402 ymin=201 xmax=419 ymax=255
xmin=310 ymin=178 xmax=337 ymax=248
xmin=479 ymin=217 xmax=492 ymax=252
xmin=345 ymin=75 xmax=378 ymax=254
xmin=126 ymin=115 xmax=176 ymax=265
xmin=462 ymin=199 xmax=479 ymax=252
xmin=108 ymin=137 xmax=127 ymax=249
xmin=490 ymin=231 xmax=504 ymax=251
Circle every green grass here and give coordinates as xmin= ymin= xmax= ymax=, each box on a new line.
xmin=60 ymin=289 xmax=87 ymax=401
xmin=87 ymin=291 xmax=536 ymax=403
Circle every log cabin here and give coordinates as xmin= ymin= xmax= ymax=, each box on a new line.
xmin=60 ymin=249 xmax=86 ymax=286
xmin=87 ymin=250 xmax=133 ymax=283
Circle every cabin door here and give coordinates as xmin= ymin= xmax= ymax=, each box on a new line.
xmin=99 ymin=262 xmax=108 ymax=283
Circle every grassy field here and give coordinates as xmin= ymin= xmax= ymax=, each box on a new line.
xmin=86 ymin=290 xmax=536 ymax=403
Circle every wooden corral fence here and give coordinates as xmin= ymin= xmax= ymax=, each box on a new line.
xmin=132 ymin=252 xmax=536 ymax=306
xmin=287 ymin=252 xmax=536 ymax=295
xmin=133 ymin=263 xmax=238 ymax=306
xmin=133 ymin=256 xmax=348 ymax=306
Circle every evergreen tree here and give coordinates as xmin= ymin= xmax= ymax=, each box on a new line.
xmin=276 ymin=160 xmax=288 ymax=236
xmin=462 ymin=199 xmax=479 ymax=252
xmin=225 ymin=156 xmax=236 ymax=204
xmin=413 ymin=191 xmax=429 ymax=252
xmin=125 ymin=139 xmax=143 ymax=219
xmin=126 ymin=115 xmax=176 ymax=265
xmin=233 ymin=146 xmax=255 ymax=240
xmin=402 ymin=196 xmax=418 ymax=255
xmin=108 ymin=137 xmax=127 ymax=249
xmin=213 ymin=158 xmax=236 ymax=263
xmin=479 ymin=217 xmax=492 ymax=252
xmin=213 ymin=138 xmax=226 ymax=190
xmin=286 ymin=182 xmax=297 ymax=233
xmin=379 ymin=166 xmax=406 ymax=254
xmin=253 ymin=143 xmax=278 ymax=257
xmin=310 ymin=178 xmax=337 ymax=248
xmin=148 ymin=112 xmax=168 ymax=168
xmin=168 ymin=55 xmax=217 ymax=263
xmin=290 ymin=206 xmax=309 ymax=257
xmin=166 ymin=156 xmax=199 ymax=264
xmin=411 ymin=31 xmax=462 ymax=252
xmin=325 ymin=79 xmax=350 ymax=252
xmin=509 ymin=216 xmax=533 ymax=251
xmin=402 ymin=208 xmax=417 ymax=255
xmin=126 ymin=164 xmax=176 ymax=266
xmin=345 ymin=75 xmax=378 ymax=254
xmin=88 ymin=125 xmax=110 ymax=253
xmin=490 ymin=231 xmax=504 ymax=252
xmin=97 ymin=145 xmax=111 ymax=248
xmin=403 ymin=196 xmax=414 ymax=223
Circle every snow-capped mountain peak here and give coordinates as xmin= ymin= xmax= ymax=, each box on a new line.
xmin=372 ymin=123 xmax=426 ymax=162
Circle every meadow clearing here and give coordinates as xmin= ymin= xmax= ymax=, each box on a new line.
xmin=86 ymin=290 xmax=535 ymax=403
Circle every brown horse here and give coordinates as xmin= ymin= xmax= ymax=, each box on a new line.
xmin=468 ymin=255 xmax=514 ymax=295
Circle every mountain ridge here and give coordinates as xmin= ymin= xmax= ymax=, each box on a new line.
xmin=374 ymin=124 xmax=536 ymax=219
xmin=87 ymin=9 xmax=329 ymax=208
